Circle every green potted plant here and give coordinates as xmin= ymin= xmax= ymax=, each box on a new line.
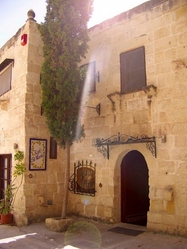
xmin=0 ymin=185 xmax=15 ymax=224
xmin=0 ymin=150 xmax=25 ymax=224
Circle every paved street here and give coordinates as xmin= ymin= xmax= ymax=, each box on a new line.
xmin=0 ymin=218 xmax=187 ymax=248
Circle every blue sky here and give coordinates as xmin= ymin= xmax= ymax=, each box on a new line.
xmin=0 ymin=0 xmax=147 ymax=48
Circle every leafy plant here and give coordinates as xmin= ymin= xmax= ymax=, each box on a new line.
xmin=14 ymin=150 xmax=26 ymax=177
xmin=0 ymin=185 xmax=15 ymax=215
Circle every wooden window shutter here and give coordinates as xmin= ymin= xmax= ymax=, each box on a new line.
xmin=120 ymin=46 xmax=146 ymax=94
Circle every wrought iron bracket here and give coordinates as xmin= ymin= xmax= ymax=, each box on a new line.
xmin=94 ymin=133 xmax=156 ymax=159
xmin=85 ymin=103 xmax=100 ymax=115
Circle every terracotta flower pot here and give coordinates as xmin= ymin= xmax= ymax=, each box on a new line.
xmin=1 ymin=213 xmax=13 ymax=224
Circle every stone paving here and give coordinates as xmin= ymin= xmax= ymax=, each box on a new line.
xmin=0 ymin=219 xmax=187 ymax=249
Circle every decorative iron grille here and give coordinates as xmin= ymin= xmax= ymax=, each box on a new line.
xmin=95 ymin=133 xmax=156 ymax=159
xmin=69 ymin=160 xmax=96 ymax=196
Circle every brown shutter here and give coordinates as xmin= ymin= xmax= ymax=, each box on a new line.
xmin=120 ymin=46 xmax=146 ymax=94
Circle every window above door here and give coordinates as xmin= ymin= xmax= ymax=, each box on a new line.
xmin=120 ymin=47 xmax=146 ymax=94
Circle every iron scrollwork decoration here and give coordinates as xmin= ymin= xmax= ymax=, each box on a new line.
xmin=95 ymin=133 xmax=156 ymax=159
xmin=69 ymin=160 xmax=96 ymax=196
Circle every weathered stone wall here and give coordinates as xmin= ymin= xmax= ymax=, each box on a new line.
xmin=0 ymin=16 xmax=66 ymax=225
xmin=68 ymin=0 xmax=187 ymax=236
xmin=0 ymin=19 xmax=28 ymax=225
xmin=21 ymin=20 xmax=68 ymax=225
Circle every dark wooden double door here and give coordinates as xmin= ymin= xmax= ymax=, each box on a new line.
xmin=121 ymin=150 xmax=149 ymax=226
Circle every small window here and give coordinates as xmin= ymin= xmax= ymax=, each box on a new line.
xmin=0 ymin=59 xmax=14 ymax=96
xmin=77 ymin=167 xmax=95 ymax=195
xmin=120 ymin=47 xmax=146 ymax=94
xmin=69 ymin=161 xmax=96 ymax=196
xmin=81 ymin=61 xmax=96 ymax=92
xmin=49 ymin=137 xmax=57 ymax=159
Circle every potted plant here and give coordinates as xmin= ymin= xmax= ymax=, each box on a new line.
xmin=0 ymin=150 xmax=25 ymax=224
xmin=0 ymin=185 xmax=15 ymax=224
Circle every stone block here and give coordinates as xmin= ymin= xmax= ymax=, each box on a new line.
xmin=154 ymin=26 xmax=171 ymax=40
xmin=97 ymin=205 xmax=105 ymax=217
xmin=147 ymin=211 xmax=162 ymax=224
xmin=173 ymin=5 xmax=187 ymax=22
xmin=157 ymin=149 xmax=170 ymax=160
xmin=150 ymin=200 xmax=163 ymax=212
xmin=159 ymin=112 xmax=168 ymax=123
xmin=176 ymin=44 xmax=187 ymax=58
xmin=153 ymin=12 xmax=171 ymax=28
xmin=157 ymin=161 xmax=175 ymax=174
xmin=107 ymin=185 xmax=114 ymax=196
xmin=154 ymin=35 xmax=178 ymax=53
xmin=171 ymin=148 xmax=187 ymax=161
xmin=154 ymin=174 xmax=175 ymax=188
xmin=165 ymin=48 xmax=176 ymax=61
xmin=155 ymin=51 xmax=165 ymax=64
xmin=163 ymin=186 xmax=174 ymax=201
xmin=150 ymin=187 xmax=163 ymax=200
xmin=161 ymin=213 xmax=175 ymax=226
xmin=155 ymin=61 xmax=172 ymax=74
xmin=104 ymin=207 xmax=112 ymax=218
xmin=100 ymin=197 xmax=113 ymax=207
xmin=133 ymin=109 xmax=150 ymax=124
xmin=172 ymin=123 xmax=187 ymax=134
xmin=177 ymin=162 xmax=187 ymax=175
xmin=85 ymin=204 xmax=96 ymax=217
xmin=164 ymin=201 xmax=175 ymax=213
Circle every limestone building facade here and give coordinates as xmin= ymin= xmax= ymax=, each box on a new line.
xmin=0 ymin=0 xmax=187 ymax=236
xmin=69 ymin=0 xmax=187 ymax=236
xmin=0 ymin=11 xmax=66 ymax=226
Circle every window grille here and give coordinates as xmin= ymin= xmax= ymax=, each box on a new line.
xmin=69 ymin=160 xmax=96 ymax=196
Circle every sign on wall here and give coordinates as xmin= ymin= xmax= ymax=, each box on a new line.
xmin=29 ymin=138 xmax=47 ymax=170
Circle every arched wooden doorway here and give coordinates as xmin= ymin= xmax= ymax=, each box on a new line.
xmin=121 ymin=150 xmax=149 ymax=226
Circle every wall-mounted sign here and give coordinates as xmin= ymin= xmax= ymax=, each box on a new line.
xmin=29 ymin=138 xmax=47 ymax=170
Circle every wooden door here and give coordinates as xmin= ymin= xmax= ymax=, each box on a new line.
xmin=0 ymin=154 xmax=12 ymax=199
xmin=121 ymin=150 xmax=149 ymax=225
